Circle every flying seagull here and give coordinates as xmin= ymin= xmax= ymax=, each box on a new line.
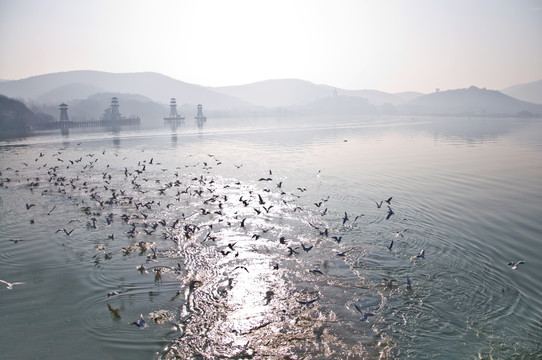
xmin=507 ymin=260 xmax=525 ymax=270
xmin=354 ymin=304 xmax=375 ymax=322
xmin=342 ymin=212 xmax=349 ymax=225
xmin=0 ymin=279 xmax=25 ymax=290
xmin=131 ymin=314 xmax=147 ymax=328
xmin=386 ymin=206 xmax=394 ymax=220
xmin=388 ymin=240 xmax=394 ymax=251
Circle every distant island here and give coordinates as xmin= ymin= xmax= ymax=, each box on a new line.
xmin=1 ymin=70 xmax=541 ymax=139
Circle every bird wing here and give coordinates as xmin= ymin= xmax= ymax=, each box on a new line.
xmin=354 ymin=303 xmax=363 ymax=314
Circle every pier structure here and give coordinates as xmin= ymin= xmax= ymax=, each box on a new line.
xmin=58 ymin=102 xmax=70 ymax=135
xmin=195 ymin=104 xmax=207 ymax=128
xmin=110 ymin=97 xmax=121 ymax=120
xmin=59 ymin=103 xmax=69 ymax=123
xmin=39 ymin=98 xmax=140 ymax=131
xmin=164 ymin=98 xmax=185 ymax=129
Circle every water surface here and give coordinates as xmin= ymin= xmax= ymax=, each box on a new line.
xmin=1 ymin=115 xmax=541 ymax=359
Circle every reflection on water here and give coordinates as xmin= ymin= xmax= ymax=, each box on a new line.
xmin=1 ymin=116 xmax=541 ymax=359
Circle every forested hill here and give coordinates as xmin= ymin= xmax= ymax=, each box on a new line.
xmin=0 ymin=95 xmax=53 ymax=138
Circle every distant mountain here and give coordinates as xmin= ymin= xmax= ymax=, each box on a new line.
xmin=212 ymin=79 xmax=332 ymax=108
xmin=403 ymin=86 xmax=542 ymax=116
xmin=212 ymin=79 xmax=423 ymax=108
xmin=501 ymin=79 xmax=542 ymax=105
xmin=323 ymin=87 xmax=423 ymax=106
xmin=1 ymin=70 xmax=540 ymax=118
xmin=0 ymin=70 xmax=249 ymax=109
xmin=35 ymin=83 xmax=105 ymax=103
xmin=293 ymin=95 xmax=378 ymax=115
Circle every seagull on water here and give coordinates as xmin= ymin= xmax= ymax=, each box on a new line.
xmin=382 ymin=278 xmax=397 ymax=287
xmin=0 ymin=279 xmax=25 ymax=290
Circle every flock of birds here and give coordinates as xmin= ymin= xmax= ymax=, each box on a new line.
xmin=0 ymin=141 xmax=527 ymax=352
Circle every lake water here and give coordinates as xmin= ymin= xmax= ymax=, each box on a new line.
xmin=1 ymin=115 xmax=541 ymax=359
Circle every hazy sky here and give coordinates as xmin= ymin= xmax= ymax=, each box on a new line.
xmin=1 ymin=0 xmax=541 ymax=93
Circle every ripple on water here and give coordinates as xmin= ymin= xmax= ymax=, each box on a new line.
xmin=2 ymin=120 xmax=541 ymax=360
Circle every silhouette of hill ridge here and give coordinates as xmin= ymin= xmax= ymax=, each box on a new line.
xmin=1 ymin=71 xmax=541 ymax=116
xmin=501 ymin=79 xmax=542 ymax=104
xmin=0 ymin=70 xmax=248 ymax=109
xmin=403 ymin=86 xmax=542 ymax=116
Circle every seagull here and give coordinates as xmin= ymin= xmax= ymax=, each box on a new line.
xmin=386 ymin=206 xmax=394 ymax=220
xmin=394 ymin=229 xmax=408 ymax=237
xmin=382 ymin=278 xmax=397 ymax=287
xmin=375 ymin=201 xmax=383 ymax=209
xmin=265 ymin=290 xmax=274 ymax=305
xmin=342 ymin=212 xmax=349 ymax=225
xmin=416 ymin=249 xmax=425 ymax=258
xmin=287 ymin=246 xmax=299 ymax=256
xmin=0 ymin=279 xmax=25 ymax=290
xmin=385 ymin=197 xmax=393 ymax=204
xmin=234 ymin=266 xmax=249 ymax=273
xmin=25 ymin=203 xmax=36 ymax=210
xmin=354 ymin=304 xmax=375 ymax=322
xmin=354 ymin=213 xmax=365 ymax=221
xmin=297 ymin=297 xmax=319 ymax=306
xmin=507 ymin=260 xmax=525 ymax=270
xmin=131 ymin=314 xmax=146 ymax=328
xmin=388 ymin=240 xmax=394 ymax=251
xmin=301 ymin=243 xmax=313 ymax=252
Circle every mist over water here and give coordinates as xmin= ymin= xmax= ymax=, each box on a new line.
xmin=1 ymin=115 xmax=541 ymax=359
